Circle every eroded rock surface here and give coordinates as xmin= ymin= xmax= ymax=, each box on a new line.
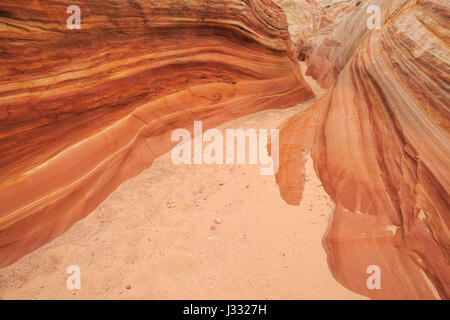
xmin=279 ymin=0 xmax=333 ymax=58
xmin=0 ymin=0 xmax=313 ymax=268
xmin=318 ymin=0 xmax=356 ymax=22
xmin=276 ymin=0 xmax=450 ymax=299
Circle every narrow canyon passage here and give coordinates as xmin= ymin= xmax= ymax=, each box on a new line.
xmin=0 ymin=64 xmax=365 ymax=299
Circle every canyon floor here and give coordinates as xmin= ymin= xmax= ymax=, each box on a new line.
xmin=0 ymin=64 xmax=365 ymax=300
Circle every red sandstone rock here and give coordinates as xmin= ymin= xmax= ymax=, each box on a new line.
xmin=0 ymin=0 xmax=313 ymax=268
xmin=275 ymin=0 xmax=449 ymax=299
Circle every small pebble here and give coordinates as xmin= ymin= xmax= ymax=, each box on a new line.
xmin=208 ymin=237 xmax=213 ymax=241
xmin=167 ymin=201 xmax=177 ymax=208
xmin=210 ymin=225 xmax=216 ymax=230
xmin=126 ymin=285 xmax=131 ymax=290
xmin=214 ymin=218 xmax=222 ymax=224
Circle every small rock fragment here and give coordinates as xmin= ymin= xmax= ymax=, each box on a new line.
xmin=214 ymin=218 xmax=222 ymax=224
xmin=167 ymin=201 xmax=177 ymax=208
xmin=126 ymin=285 xmax=131 ymax=290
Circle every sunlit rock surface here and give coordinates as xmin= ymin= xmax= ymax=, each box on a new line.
xmin=0 ymin=0 xmax=314 ymax=268
xmin=275 ymin=0 xmax=450 ymax=299
xmin=318 ymin=0 xmax=356 ymax=21
xmin=280 ymin=0 xmax=333 ymax=59
xmin=279 ymin=0 xmax=357 ymax=61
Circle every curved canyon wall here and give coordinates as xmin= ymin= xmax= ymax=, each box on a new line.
xmin=276 ymin=0 xmax=449 ymax=299
xmin=302 ymin=0 xmax=402 ymax=88
xmin=0 ymin=0 xmax=314 ymax=268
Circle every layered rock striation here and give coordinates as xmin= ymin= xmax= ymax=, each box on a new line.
xmin=318 ymin=0 xmax=356 ymax=22
xmin=275 ymin=0 xmax=450 ymax=299
xmin=0 ymin=0 xmax=313 ymax=267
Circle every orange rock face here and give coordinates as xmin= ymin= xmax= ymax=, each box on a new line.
xmin=276 ymin=0 xmax=449 ymax=299
xmin=0 ymin=0 xmax=313 ymax=268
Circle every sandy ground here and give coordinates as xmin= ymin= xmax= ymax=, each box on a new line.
xmin=0 ymin=64 xmax=365 ymax=300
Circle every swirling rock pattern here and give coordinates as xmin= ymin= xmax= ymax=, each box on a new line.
xmin=0 ymin=0 xmax=313 ymax=268
xmin=318 ymin=0 xmax=356 ymax=22
xmin=276 ymin=0 xmax=449 ymax=299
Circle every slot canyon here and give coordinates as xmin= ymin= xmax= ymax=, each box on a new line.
xmin=0 ymin=0 xmax=448 ymax=300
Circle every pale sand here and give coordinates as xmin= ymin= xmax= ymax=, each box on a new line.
xmin=0 ymin=64 xmax=366 ymax=300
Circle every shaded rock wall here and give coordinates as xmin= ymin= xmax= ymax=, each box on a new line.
xmin=275 ymin=0 xmax=449 ymax=299
xmin=0 ymin=0 xmax=313 ymax=267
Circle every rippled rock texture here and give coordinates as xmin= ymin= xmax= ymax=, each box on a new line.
xmin=276 ymin=0 xmax=449 ymax=299
xmin=0 ymin=0 xmax=314 ymax=268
